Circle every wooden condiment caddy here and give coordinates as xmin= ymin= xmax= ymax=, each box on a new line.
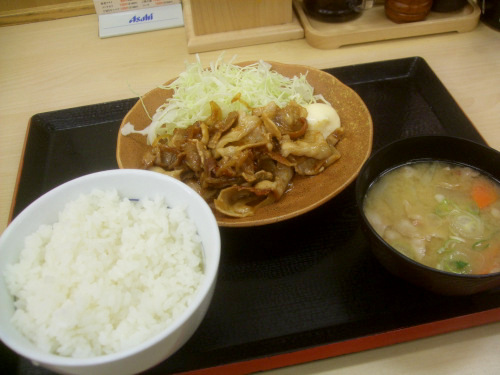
xmin=294 ymin=0 xmax=481 ymax=49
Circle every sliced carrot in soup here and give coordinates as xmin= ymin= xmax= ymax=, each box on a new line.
xmin=471 ymin=181 xmax=498 ymax=209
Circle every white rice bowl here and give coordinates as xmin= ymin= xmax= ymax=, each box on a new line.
xmin=0 ymin=170 xmax=220 ymax=375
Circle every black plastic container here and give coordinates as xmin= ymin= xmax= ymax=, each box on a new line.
xmin=303 ymin=0 xmax=364 ymax=22
xmin=431 ymin=0 xmax=466 ymax=12
xmin=480 ymin=0 xmax=500 ymax=30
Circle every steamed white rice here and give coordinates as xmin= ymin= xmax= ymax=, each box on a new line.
xmin=4 ymin=189 xmax=204 ymax=358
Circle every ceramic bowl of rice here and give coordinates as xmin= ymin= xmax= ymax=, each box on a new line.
xmin=0 ymin=169 xmax=220 ymax=375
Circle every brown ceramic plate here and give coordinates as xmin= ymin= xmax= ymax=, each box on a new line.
xmin=116 ymin=61 xmax=373 ymax=227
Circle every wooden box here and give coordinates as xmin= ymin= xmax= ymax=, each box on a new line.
xmin=189 ymin=0 xmax=293 ymax=35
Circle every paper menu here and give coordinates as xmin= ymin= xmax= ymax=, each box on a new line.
xmin=94 ymin=0 xmax=181 ymax=14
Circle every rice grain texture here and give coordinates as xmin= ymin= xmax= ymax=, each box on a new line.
xmin=4 ymin=189 xmax=204 ymax=358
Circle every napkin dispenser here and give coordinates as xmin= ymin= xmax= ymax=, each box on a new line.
xmin=183 ymin=0 xmax=303 ymax=53
xmin=189 ymin=0 xmax=293 ymax=35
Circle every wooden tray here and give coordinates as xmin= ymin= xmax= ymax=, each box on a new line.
xmin=294 ymin=0 xmax=481 ymax=49
xmin=182 ymin=0 xmax=304 ymax=53
xmin=5 ymin=57 xmax=500 ymax=375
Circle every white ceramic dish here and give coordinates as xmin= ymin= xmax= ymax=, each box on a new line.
xmin=0 ymin=169 xmax=221 ymax=375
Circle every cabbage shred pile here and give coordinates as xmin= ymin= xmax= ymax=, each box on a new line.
xmin=145 ymin=56 xmax=323 ymax=144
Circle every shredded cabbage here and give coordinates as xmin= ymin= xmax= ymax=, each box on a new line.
xmin=143 ymin=55 xmax=324 ymax=144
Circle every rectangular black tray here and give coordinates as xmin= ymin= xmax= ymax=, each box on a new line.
xmin=4 ymin=57 xmax=500 ymax=375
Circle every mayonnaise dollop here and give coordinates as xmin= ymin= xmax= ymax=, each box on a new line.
xmin=305 ymin=103 xmax=341 ymax=139
xmin=120 ymin=122 xmax=150 ymax=137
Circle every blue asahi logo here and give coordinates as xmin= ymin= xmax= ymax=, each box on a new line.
xmin=129 ymin=13 xmax=153 ymax=23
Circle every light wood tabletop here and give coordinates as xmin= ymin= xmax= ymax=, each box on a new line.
xmin=0 ymin=10 xmax=499 ymax=375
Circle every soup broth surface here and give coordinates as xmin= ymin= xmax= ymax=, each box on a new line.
xmin=363 ymin=161 xmax=500 ymax=275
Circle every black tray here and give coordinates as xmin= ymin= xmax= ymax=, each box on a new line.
xmin=4 ymin=57 xmax=500 ymax=375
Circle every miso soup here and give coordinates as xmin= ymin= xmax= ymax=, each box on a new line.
xmin=363 ymin=161 xmax=500 ymax=275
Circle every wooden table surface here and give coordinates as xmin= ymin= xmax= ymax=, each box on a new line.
xmin=0 ymin=11 xmax=500 ymax=375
